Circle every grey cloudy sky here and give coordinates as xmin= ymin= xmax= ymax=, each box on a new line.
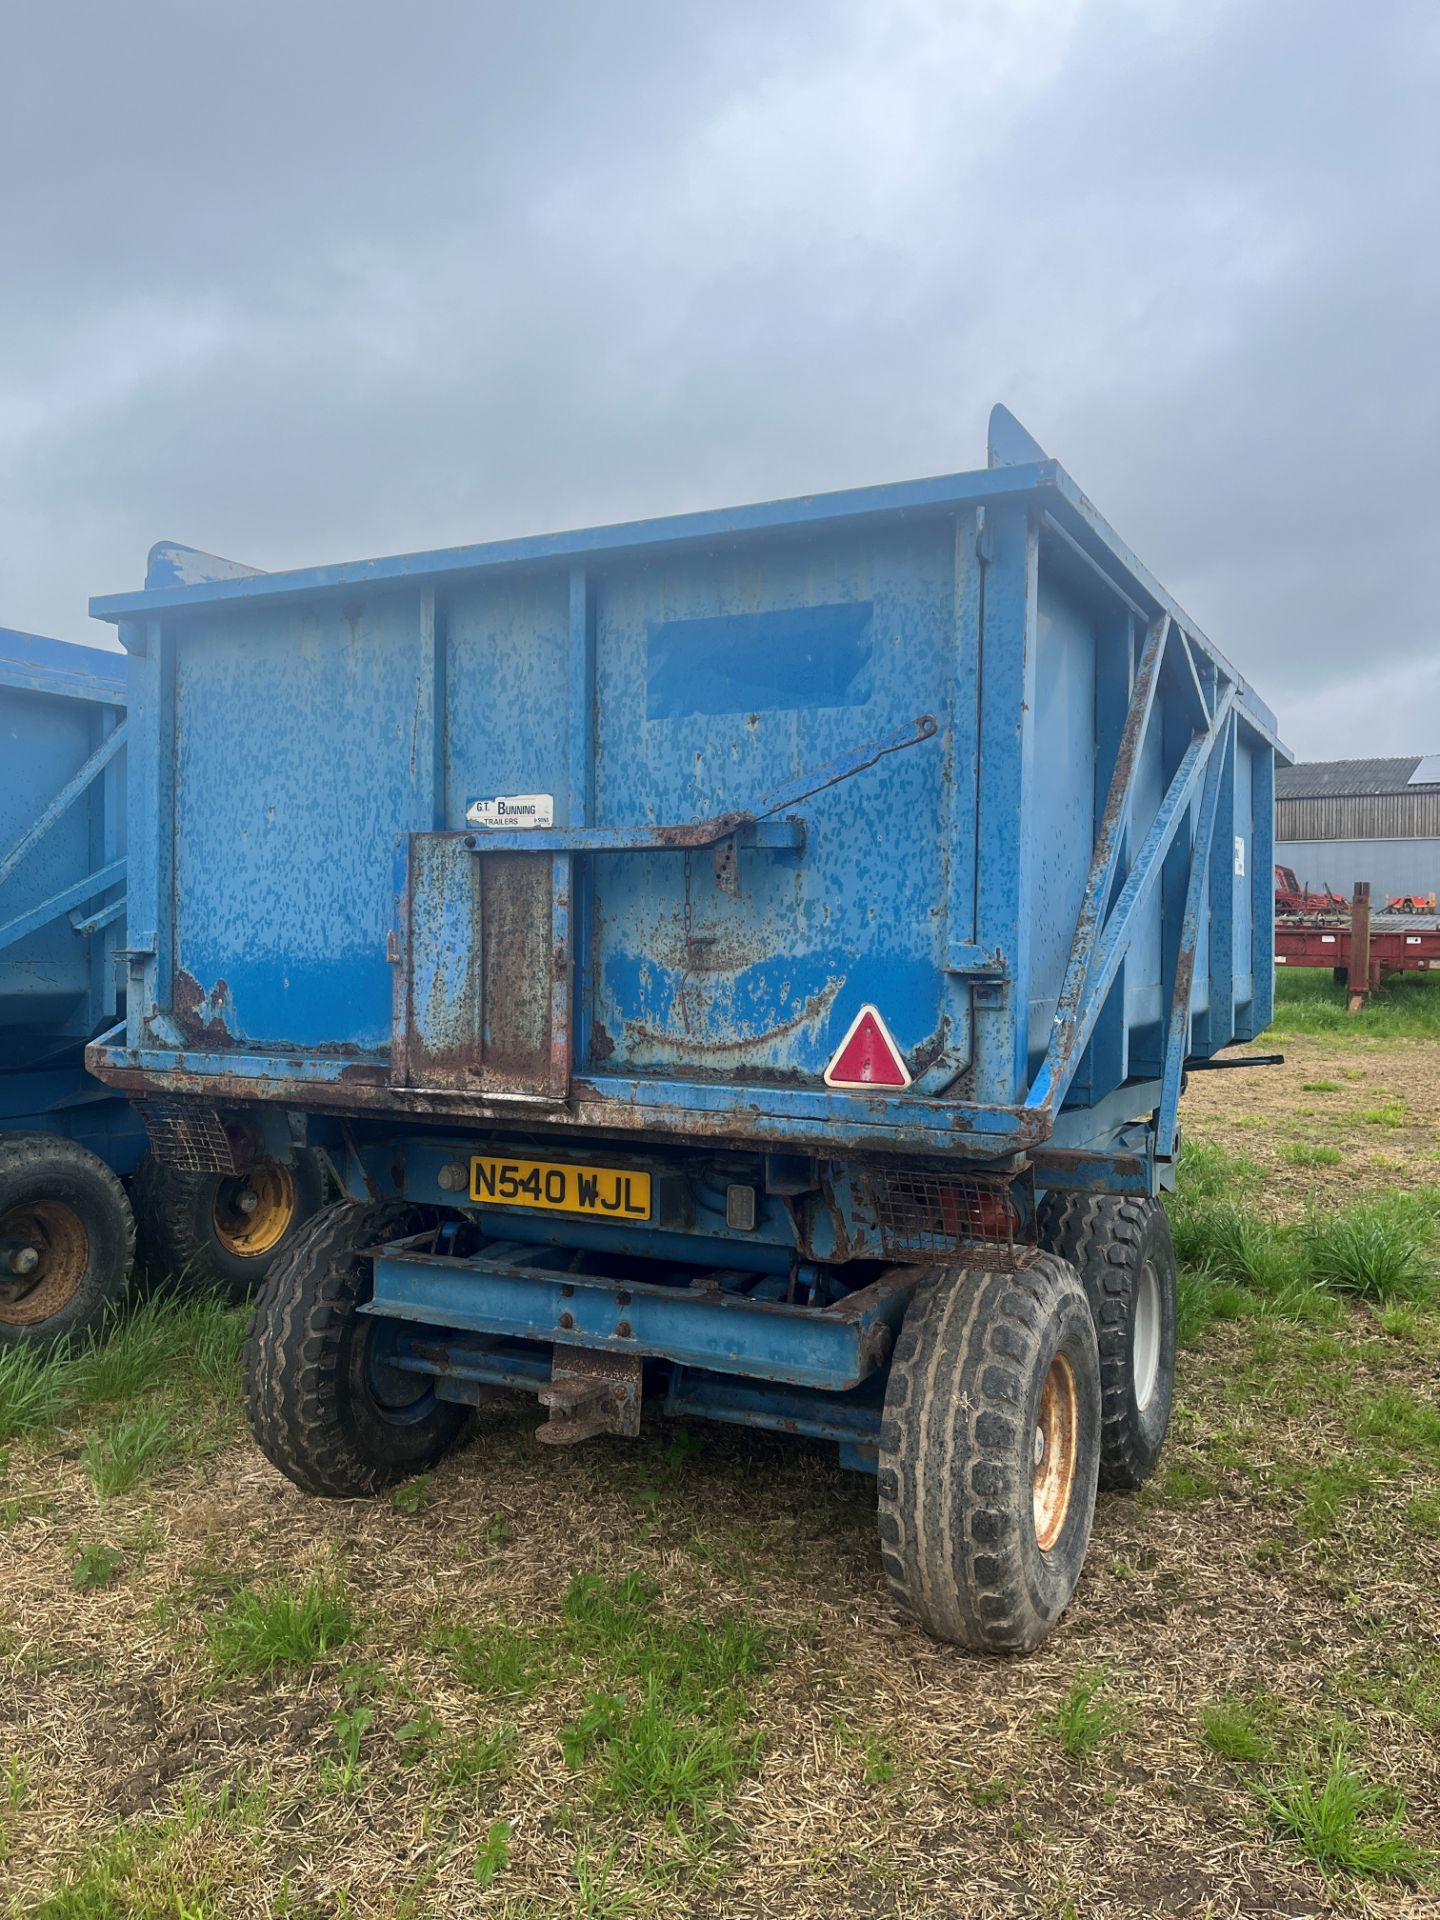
xmin=3 ymin=0 xmax=1436 ymax=759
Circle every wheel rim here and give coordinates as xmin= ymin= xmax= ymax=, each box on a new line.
xmin=1032 ymin=1351 xmax=1079 ymax=1553
xmin=212 ymin=1162 xmax=297 ymax=1259
xmin=0 ymin=1199 xmax=90 ymax=1326
xmin=362 ymin=1324 xmax=438 ymax=1426
xmin=1133 ymin=1260 xmax=1162 ymax=1412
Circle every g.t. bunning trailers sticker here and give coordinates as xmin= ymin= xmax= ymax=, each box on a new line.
xmin=465 ymin=793 xmax=555 ymax=829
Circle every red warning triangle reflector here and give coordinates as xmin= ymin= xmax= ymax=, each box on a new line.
xmin=823 ymin=1004 xmax=912 ymax=1090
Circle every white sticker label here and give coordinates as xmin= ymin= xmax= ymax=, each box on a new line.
xmin=466 ymin=793 xmax=554 ymax=829
xmin=1233 ymin=835 xmax=1246 ymax=878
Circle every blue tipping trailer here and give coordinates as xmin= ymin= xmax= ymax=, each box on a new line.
xmin=0 ymin=627 xmax=321 ymax=1343
xmin=88 ymin=407 xmax=1283 ymax=1649
xmin=0 ymin=628 xmax=138 ymax=1342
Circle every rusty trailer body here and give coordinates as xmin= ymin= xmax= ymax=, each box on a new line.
xmin=87 ymin=407 xmax=1284 ymax=1649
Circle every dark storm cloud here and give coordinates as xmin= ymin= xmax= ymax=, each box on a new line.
xmin=2 ymin=0 xmax=1436 ymax=757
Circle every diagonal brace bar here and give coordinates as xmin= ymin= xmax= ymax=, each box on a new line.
xmin=0 ymin=857 xmax=126 ymax=954
xmin=1028 ymin=684 xmax=1235 ymax=1116
xmin=1155 ymin=716 xmax=1231 ymax=1157
xmin=1028 ymin=614 xmax=1168 ymax=1110
xmin=0 ymin=718 xmax=128 ymax=892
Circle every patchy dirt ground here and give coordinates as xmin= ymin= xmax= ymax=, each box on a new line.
xmin=2 ymin=1044 xmax=1438 ymax=1920
xmin=1182 ymin=1033 xmax=1440 ymax=1215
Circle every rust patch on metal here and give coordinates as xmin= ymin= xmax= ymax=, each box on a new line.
xmin=624 ymin=978 xmax=842 ymax=1060
xmin=589 ymin=1023 xmax=616 ymax=1063
xmin=171 ymin=971 xmax=237 ymax=1047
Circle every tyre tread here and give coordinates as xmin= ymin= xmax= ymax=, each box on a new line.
xmin=1037 ymin=1193 xmax=1175 ymax=1490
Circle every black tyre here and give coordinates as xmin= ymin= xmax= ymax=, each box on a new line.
xmin=134 ymin=1147 xmax=326 ymax=1302
xmin=878 ymin=1253 xmax=1101 ymax=1654
xmin=243 ymin=1199 xmax=471 ymax=1497
xmin=0 ymin=1133 xmax=134 ymax=1349
xmin=1037 ymin=1193 xmax=1176 ymax=1490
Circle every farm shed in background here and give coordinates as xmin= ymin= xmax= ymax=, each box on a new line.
xmin=1276 ymin=755 xmax=1440 ymax=906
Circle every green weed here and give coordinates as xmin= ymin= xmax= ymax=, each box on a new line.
xmin=208 ymin=1575 xmax=356 ymax=1677
xmin=573 ymin=1843 xmax=644 ymax=1918
xmin=71 ymin=1540 xmax=123 ymax=1590
xmin=1286 ymin=1460 xmax=1377 ymax=1539
xmin=1359 ymin=1102 xmax=1406 ymax=1129
xmin=1048 ymin=1668 xmax=1123 ymax=1765
xmin=321 ymin=1704 xmax=374 ymax=1793
xmin=471 ymin=1818 xmax=511 ymax=1888
xmin=1250 ymin=1734 xmax=1428 ymax=1881
xmin=5 ymin=1755 xmax=30 ymax=1808
xmin=1157 ymin=1461 xmax=1216 ymax=1506
xmin=555 ymin=1573 xmax=777 ymax=1820
xmin=392 ymin=1704 xmax=440 ymax=1764
xmin=28 ymin=1812 xmax=228 ymax=1917
xmin=1301 ymin=1080 xmax=1342 ymax=1093
xmin=579 ymin=1678 xmax=763 ymax=1818
xmin=391 ymin=1473 xmax=433 ymax=1516
xmin=65 ymin=1293 xmax=245 ymax=1408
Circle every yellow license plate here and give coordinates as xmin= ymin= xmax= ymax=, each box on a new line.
xmin=469 ymin=1154 xmax=652 ymax=1221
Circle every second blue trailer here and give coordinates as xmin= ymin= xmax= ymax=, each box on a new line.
xmin=88 ymin=407 xmax=1283 ymax=1650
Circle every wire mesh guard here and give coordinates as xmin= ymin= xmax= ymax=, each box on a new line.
xmin=137 ymin=1099 xmax=245 ymax=1174
xmin=865 ymin=1169 xmax=1029 ymax=1265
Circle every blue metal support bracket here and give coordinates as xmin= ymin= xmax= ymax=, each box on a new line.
xmin=0 ymin=856 xmax=127 ymax=955
xmin=363 ymin=1236 xmax=920 ymax=1391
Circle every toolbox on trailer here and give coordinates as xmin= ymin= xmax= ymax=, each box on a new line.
xmin=88 ymin=407 xmax=1284 ymax=1649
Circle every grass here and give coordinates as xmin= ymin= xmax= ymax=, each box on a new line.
xmin=435 ymin=1618 xmax=553 ymax=1698
xmin=1170 ymin=1145 xmax=1440 ymax=1340
xmin=81 ymin=1402 xmax=176 ymax=1498
xmin=0 ymin=1292 xmax=246 ymax=1444
xmin=1201 ymin=1698 xmax=1277 ymax=1766
xmin=1351 ymin=1387 xmax=1440 ymax=1457
xmin=1249 ymin=1734 xmax=1429 ymax=1882
xmin=6 ymin=1012 xmax=1440 ymax=1913
xmin=207 ymin=1574 xmax=357 ymax=1678
xmin=436 ymin=1724 xmax=518 ymax=1790
xmin=429 ymin=1573 xmax=777 ymax=1824
xmin=554 ymin=1572 xmax=778 ymax=1820
xmin=1301 ymin=1201 xmax=1438 ymax=1303
xmin=1266 ymin=970 xmax=1440 ymax=1040
xmin=1281 ymin=1142 xmax=1342 ymax=1168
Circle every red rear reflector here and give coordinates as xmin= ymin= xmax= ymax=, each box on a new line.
xmin=823 ymin=1004 xmax=912 ymax=1090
